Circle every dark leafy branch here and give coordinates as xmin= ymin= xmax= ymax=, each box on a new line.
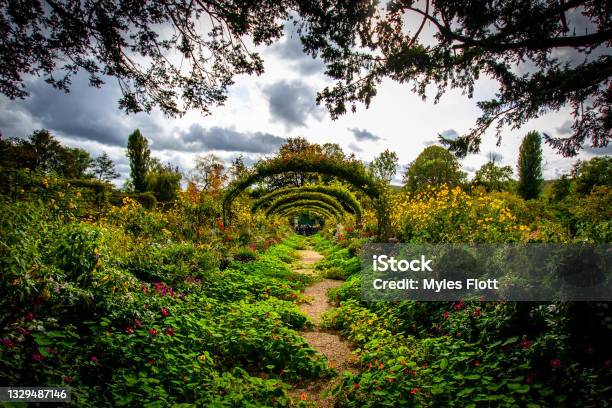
xmin=297 ymin=0 xmax=612 ymax=156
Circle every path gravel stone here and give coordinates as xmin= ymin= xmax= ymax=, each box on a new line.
xmin=289 ymin=247 xmax=357 ymax=407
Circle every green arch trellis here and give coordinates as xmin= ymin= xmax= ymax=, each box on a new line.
xmin=264 ymin=192 xmax=345 ymax=218
xmin=276 ymin=206 xmax=335 ymax=221
xmin=251 ymin=185 xmax=362 ymax=223
xmin=222 ymin=155 xmax=389 ymax=237
xmin=267 ymin=199 xmax=343 ymax=219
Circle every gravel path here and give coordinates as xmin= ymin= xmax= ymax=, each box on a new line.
xmin=289 ymin=247 xmax=357 ymax=407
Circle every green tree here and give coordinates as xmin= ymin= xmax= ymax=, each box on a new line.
xmin=59 ymin=147 xmax=94 ymax=179
xmin=298 ymin=1 xmax=611 ymax=156
xmin=146 ymin=163 xmax=182 ymax=202
xmin=369 ymin=149 xmax=399 ymax=185
xmin=27 ymin=129 xmax=63 ymax=172
xmin=126 ymin=129 xmax=150 ymax=193
xmin=0 ymin=129 xmax=92 ymax=178
xmin=517 ymin=131 xmax=543 ymax=200
xmin=571 ymin=156 xmax=612 ymax=195
xmin=268 ymin=137 xmax=322 ymax=188
xmin=403 ymin=146 xmax=466 ymax=192
xmin=473 ymin=162 xmax=513 ymax=192
xmin=92 ymin=152 xmax=120 ymax=181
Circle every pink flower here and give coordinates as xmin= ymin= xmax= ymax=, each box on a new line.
xmin=62 ymin=376 xmax=73 ymax=383
xmin=134 ymin=319 xmax=142 ymax=328
xmin=473 ymin=307 xmax=481 ymax=317
xmin=443 ymin=311 xmax=450 ymax=319
xmin=160 ymin=307 xmax=170 ymax=317
xmin=603 ymin=360 xmax=611 ymax=369
xmin=149 ymin=328 xmax=158 ymax=337
xmin=165 ymin=327 xmax=174 ymax=336
xmin=525 ymin=373 xmax=535 ymax=384
xmin=520 ymin=338 xmax=532 ymax=349
xmin=90 ymin=355 xmax=98 ymax=363
xmin=550 ymin=358 xmax=561 ymax=369
xmin=32 ymin=352 xmax=44 ymax=362
xmin=26 ymin=312 xmax=34 ymax=321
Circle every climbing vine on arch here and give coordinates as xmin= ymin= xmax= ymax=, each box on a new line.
xmin=267 ymin=199 xmax=343 ymax=219
xmin=251 ymin=184 xmax=363 ymax=223
xmin=264 ymin=192 xmax=345 ymax=218
xmin=222 ymin=154 xmax=390 ymax=238
xmin=276 ymin=206 xmax=336 ymax=222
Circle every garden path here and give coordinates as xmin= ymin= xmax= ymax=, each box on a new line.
xmin=289 ymin=249 xmax=357 ymax=407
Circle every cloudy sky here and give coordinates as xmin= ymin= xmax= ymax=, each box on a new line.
xmin=1 ymin=9 xmax=609 ymax=186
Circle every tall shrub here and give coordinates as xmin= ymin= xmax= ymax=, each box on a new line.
xmin=517 ymin=131 xmax=543 ymax=200
xmin=126 ymin=129 xmax=150 ymax=193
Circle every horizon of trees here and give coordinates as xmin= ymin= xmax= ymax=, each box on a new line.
xmin=2 ymin=129 xmax=609 ymax=202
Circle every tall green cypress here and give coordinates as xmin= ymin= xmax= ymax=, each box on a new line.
xmin=126 ymin=129 xmax=150 ymax=193
xmin=517 ymin=131 xmax=543 ymax=200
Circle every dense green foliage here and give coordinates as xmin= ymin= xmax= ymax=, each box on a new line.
xmin=312 ymin=235 xmax=611 ymax=407
xmin=0 ymin=191 xmax=337 ymax=405
xmin=517 ymin=131 xmax=543 ymax=200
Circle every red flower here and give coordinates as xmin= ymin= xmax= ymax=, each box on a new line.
xmin=443 ymin=311 xmax=450 ymax=319
xmin=550 ymin=358 xmax=561 ymax=369
xmin=148 ymin=359 xmax=156 ymax=365
xmin=160 ymin=307 xmax=170 ymax=317
xmin=125 ymin=327 xmax=133 ymax=335
xmin=410 ymin=387 xmax=419 ymax=395
xmin=90 ymin=355 xmax=98 ymax=363
xmin=0 ymin=339 xmax=14 ymax=348
xmin=32 ymin=352 xmax=44 ymax=362
xmin=17 ymin=327 xmax=30 ymax=336
xmin=354 ymin=383 xmax=360 ymax=389
xmin=165 ymin=327 xmax=174 ymax=336
xmin=149 ymin=328 xmax=158 ymax=337
xmin=62 ymin=376 xmax=73 ymax=383
xmin=520 ymin=338 xmax=532 ymax=349
xmin=473 ymin=307 xmax=481 ymax=317
xmin=26 ymin=311 xmax=34 ymax=321
xmin=134 ymin=319 xmax=142 ymax=328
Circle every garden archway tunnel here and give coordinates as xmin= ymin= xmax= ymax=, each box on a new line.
xmin=252 ymin=185 xmax=363 ymax=224
xmin=222 ymin=155 xmax=390 ymax=237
